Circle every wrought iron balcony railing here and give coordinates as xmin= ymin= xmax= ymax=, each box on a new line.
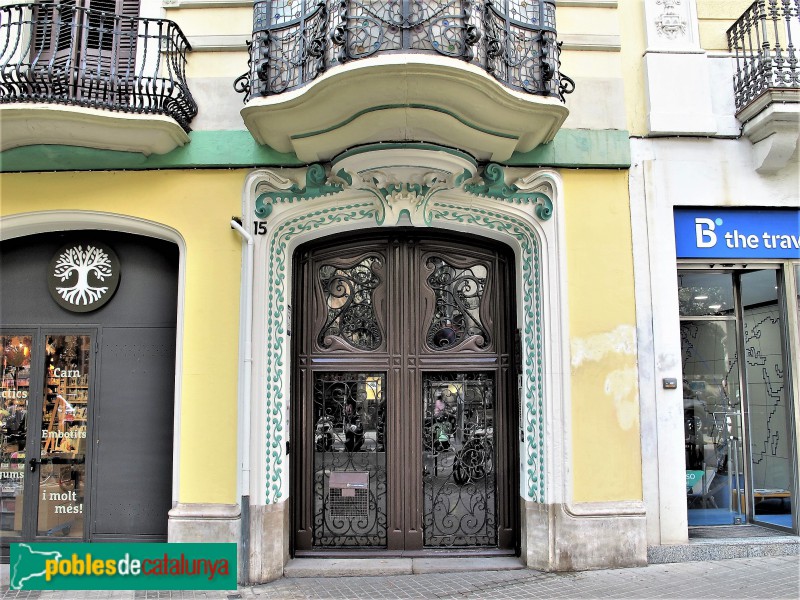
xmin=727 ymin=0 xmax=799 ymax=111
xmin=234 ymin=0 xmax=574 ymax=102
xmin=0 ymin=2 xmax=197 ymax=131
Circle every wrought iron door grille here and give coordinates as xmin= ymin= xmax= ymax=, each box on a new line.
xmin=234 ymin=0 xmax=574 ymax=101
xmin=727 ymin=0 xmax=800 ymax=110
xmin=313 ymin=372 xmax=387 ymax=547
xmin=422 ymin=372 xmax=497 ymax=547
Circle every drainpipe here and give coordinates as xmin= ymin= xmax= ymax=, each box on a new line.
xmin=230 ymin=217 xmax=253 ymax=583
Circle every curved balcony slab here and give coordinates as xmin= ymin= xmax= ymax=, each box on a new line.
xmin=0 ymin=103 xmax=190 ymax=155
xmin=241 ymin=55 xmax=569 ymax=163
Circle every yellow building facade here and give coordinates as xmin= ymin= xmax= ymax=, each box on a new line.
xmin=2 ymin=0 xmax=796 ymax=586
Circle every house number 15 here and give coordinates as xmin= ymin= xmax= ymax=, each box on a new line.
xmin=253 ymin=221 xmax=267 ymax=235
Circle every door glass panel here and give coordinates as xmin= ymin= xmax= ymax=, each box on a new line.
xmin=680 ymin=319 xmax=745 ymax=525
xmin=38 ymin=335 xmax=90 ymax=538
xmin=1 ymin=336 xmax=32 ymax=539
xmin=426 ymin=257 xmax=490 ymax=350
xmin=422 ymin=373 xmax=496 ymax=547
xmin=741 ymin=270 xmax=793 ymax=528
xmin=318 ymin=257 xmax=384 ymax=351
xmin=313 ymin=372 xmax=386 ymax=547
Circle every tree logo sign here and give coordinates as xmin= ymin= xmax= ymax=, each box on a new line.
xmin=47 ymin=243 xmax=121 ymax=313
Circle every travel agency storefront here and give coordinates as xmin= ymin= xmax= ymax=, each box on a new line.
xmin=674 ymin=208 xmax=799 ymax=531
xmin=633 ymin=191 xmax=799 ymax=545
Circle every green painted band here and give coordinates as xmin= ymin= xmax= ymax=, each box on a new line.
xmin=505 ymin=129 xmax=631 ymax=168
xmin=0 ymin=130 xmax=303 ymax=173
xmin=0 ymin=129 xmax=631 ymax=173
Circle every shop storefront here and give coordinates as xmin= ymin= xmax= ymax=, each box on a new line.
xmin=674 ymin=208 xmax=799 ymax=531
xmin=1 ymin=230 xmax=179 ymax=555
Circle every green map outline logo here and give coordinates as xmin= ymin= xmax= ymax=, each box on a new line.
xmin=9 ymin=542 xmax=237 ymax=590
xmin=10 ymin=543 xmax=63 ymax=590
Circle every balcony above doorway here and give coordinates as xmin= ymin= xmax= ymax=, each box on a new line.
xmin=728 ymin=0 xmax=800 ymax=173
xmin=0 ymin=2 xmax=198 ymax=155
xmin=235 ymin=0 xmax=574 ymax=162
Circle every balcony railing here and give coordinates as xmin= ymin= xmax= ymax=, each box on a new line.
xmin=727 ymin=0 xmax=799 ymax=111
xmin=0 ymin=2 xmax=197 ymax=131
xmin=234 ymin=0 xmax=574 ymax=102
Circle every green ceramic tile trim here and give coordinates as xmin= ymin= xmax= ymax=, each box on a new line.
xmin=506 ymin=129 xmax=631 ymax=168
xmin=0 ymin=129 xmax=631 ymax=173
xmin=0 ymin=130 xmax=303 ymax=172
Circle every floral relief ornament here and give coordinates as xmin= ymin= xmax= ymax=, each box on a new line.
xmin=655 ymin=0 xmax=687 ymax=40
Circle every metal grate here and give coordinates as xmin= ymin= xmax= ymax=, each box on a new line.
xmin=423 ymin=372 xmax=497 ymax=547
xmin=328 ymin=488 xmax=369 ymax=518
xmin=318 ymin=257 xmax=384 ymax=351
xmin=312 ymin=372 xmax=387 ymax=547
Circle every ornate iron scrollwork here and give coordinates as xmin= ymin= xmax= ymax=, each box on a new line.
xmin=236 ymin=0 xmax=574 ymax=100
xmin=330 ymin=0 xmax=481 ymax=62
xmin=313 ymin=372 xmax=387 ymax=547
xmin=318 ymin=256 xmax=384 ymax=350
xmin=423 ymin=373 xmax=496 ymax=547
xmin=426 ymin=256 xmax=490 ymax=350
xmin=482 ymin=0 xmax=571 ymax=98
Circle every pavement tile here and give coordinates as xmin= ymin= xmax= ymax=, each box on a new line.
xmin=2 ymin=555 xmax=799 ymax=600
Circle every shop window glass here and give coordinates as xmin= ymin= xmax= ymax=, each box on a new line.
xmin=1 ymin=336 xmax=32 ymax=539
xmin=678 ymin=272 xmax=735 ymax=316
xmin=741 ymin=270 xmax=792 ymax=528
xmin=680 ymin=268 xmax=797 ymax=529
xmin=38 ymin=335 xmax=90 ymax=538
xmin=680 ymin=319 xmax=744 ymax=524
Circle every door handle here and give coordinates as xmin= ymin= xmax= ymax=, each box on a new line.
xmin=29 ymin=458 xmax=40 ymax=472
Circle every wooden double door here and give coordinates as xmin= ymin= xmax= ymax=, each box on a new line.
xmin=292 ymin=232 xmax=519 ymax=553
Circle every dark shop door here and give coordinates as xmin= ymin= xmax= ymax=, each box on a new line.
xmin=1 ymin=230 xmax=178 ymax=555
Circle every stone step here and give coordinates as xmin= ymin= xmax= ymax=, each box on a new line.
xmin=648 ymin=536 xmax=799 ymax=564
xmin=284 ymin=556 xmax=526 ymax=577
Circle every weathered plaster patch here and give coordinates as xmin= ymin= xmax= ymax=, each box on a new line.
xmin=657 ymin=353 xmax=678 ymax=370
xmin=571 ymin=325 xmax=637 ymax=367
xmin=604 ymin=367 xmax=640 ymax=430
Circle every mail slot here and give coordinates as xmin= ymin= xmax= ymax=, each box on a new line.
xmin=329 ymin=472 xmax=369 ymax=497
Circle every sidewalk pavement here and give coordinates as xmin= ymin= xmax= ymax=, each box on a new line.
xmin=2 ymin=554 xmax=799 ymax=600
